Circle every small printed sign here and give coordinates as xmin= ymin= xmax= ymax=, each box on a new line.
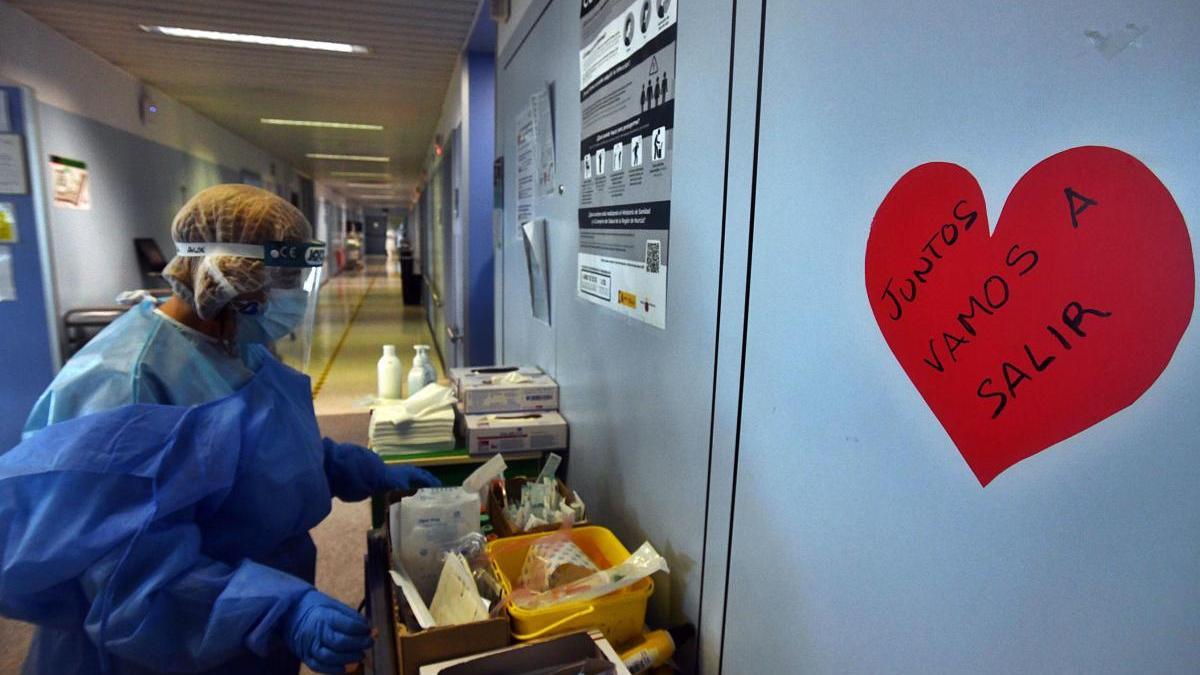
xmin=0 ymin=134 xmax=27 ymax=194
xmin=50 ymin=155 xmax=90 ymax=209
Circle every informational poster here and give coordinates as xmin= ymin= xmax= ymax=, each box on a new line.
xmin=532 ymin=83 xmax=558 ymax=197
xmin=0 ymin=134 xmax=28 ymax=195
xmin=577 ymin=0 xmax=677 ymax=329
xmin=515 ymin=105 xmax=536 ymax=225
xmin=0 ymin=202 xmax=17 ymax=243
xmin=866 ymin=146 xmax=1194 ymax=486
xmin=50 ymin=155 xmax=90 ymax=209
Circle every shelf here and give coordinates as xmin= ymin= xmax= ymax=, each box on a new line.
xmin=376 ymin=448 xmax=545 ymax=467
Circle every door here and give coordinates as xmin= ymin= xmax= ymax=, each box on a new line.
xmin=364 ymin=214 xmax=388 ymax=255
xmin=425 ymin=138 xmax=454 ymax=368
xmin=720 ymin=2 xmax=1200 ymax=672
xmin=444 ymin=125 xmax=466 ymax=367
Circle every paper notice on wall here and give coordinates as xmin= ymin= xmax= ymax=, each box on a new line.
xmin=577 ymin=0 xmax=677 ymax=329
xmin=0 ymin=245 xmax=16 ymax=301
xmin=515 ymin=105 xmax=536 ymax=226
xmin=522 ymin=219 xmax=551 ymax=324
xmin=532 ymin=83 xmax=558 ymax=196
xmin=0 ymin=202 xmax=17 ymax=243
xmin=0 ymin=134 xmax=28 ymax=195
xmin=50 ymin=155 xmax=90 ymax=209
xmin=0 ymin=91 xmax=11 ymax=132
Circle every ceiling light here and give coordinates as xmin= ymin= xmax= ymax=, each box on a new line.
xmin=331 ymin=171 xmax=390 ymax=178
xmin=347 ymin=182 xmax=395 ymax=188
xmin=261 ymin=118 xmax=382 ymax=130
xmin=307 ymin=153 xmax=390 ymax=162
xmin=140 ymin=25 xmax=368 ymax=53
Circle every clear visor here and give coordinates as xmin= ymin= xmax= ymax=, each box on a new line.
xmin=264 ymin=265 xmax=323 ymax=373
xmin=174 ymin=241 xmax=326 ymax=372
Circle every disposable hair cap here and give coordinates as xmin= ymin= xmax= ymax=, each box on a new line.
xmin=162 ymin=184 xmax=312 ymax=320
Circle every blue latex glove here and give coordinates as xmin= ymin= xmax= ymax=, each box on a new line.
xmin=382 ymin=463 xmax=441 ymax=492
xmin=283 ymin=590 xmax=373 ymax=674
xmin=323 ymin=439 xmax=441 ymax=501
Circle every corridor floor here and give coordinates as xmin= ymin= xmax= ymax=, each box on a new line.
xmin=300 ymin=255 xmax=444 ymax=415
xmin=301 ymin=256 xmax=442 ymax=674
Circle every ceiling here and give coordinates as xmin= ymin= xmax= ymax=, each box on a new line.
xmin=9 ymin=0 xmax=486 ymax=209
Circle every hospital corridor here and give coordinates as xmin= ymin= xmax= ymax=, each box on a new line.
xmin=1 ymin=1 xmax=1198 ymax=674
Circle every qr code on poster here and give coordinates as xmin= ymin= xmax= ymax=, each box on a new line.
xmin=645 ymin=240 xmax=661 ymax=273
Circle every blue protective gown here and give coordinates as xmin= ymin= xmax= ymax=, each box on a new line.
xmin=3 ymin=302 xmax=394 ymax=674
xmin=24 ymin=300 xmax=257 ymax=437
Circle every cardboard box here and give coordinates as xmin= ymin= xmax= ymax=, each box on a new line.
xmin=418 ymin=631 xmax=632 ymax=675
xmin=450 ymin=365 xmax=559 ymax=413
xmin=373 ymin=493 xmax=511 ymax=675
xmin=487 ymin=477 xmax=588 ymax=538
xmin=459 ymin=409 xmax=569 ymax=454
xmin=389 ymin=603 xmax=510 ymax=675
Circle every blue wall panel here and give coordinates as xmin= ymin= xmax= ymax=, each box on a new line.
xmin=0 ymin=87 xmax=55 ymax=448
xmin=466 ymin=52 xmax=495 ymax=366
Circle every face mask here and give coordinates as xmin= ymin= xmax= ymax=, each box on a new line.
xmin=234 ymin=289 xmax=309 ymax=345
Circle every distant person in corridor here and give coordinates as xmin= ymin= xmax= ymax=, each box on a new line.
xmin=0 ymin=185 xmax=438 ymax=674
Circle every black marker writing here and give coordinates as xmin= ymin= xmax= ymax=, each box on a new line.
xmin=1064 ymin=188 xmax=1098 ymax=230
xmin=976 ymin=300 xmax=1112 ymax=419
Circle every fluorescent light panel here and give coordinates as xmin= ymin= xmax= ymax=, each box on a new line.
xmin=261 ymin=118 xmax=382 ymax=130
xmin=331 ymin=171 xmax=390 ymax=178
xmin=347 ymin=182 xmax=396 ymax=188
xmin=140 ymin=25 xmax=368 ymax=53
xmin=307 ymin=153 xmax=390 ymax=162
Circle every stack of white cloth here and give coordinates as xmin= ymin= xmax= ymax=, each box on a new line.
xmin=370 ymin=383 xmax=458 ymax=455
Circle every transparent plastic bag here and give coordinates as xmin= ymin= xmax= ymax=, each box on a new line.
xmin=439 ymin=531 xmax=505 ymax=610
xmin=517 ymin=531 xmax=598 ymax=593
xmin=510 ymin=533 xmax=670 ymax=611
xmin=397 ymin=487 xmax=482 ymax=600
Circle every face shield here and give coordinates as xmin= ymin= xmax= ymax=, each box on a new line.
xmin=173 ymin=240 xmax=326 ymax=371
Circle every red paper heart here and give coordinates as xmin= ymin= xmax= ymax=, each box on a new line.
xmin=866 ymin=147 xmax=1194 ymax=485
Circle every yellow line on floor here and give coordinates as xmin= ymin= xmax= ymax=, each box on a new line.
xmin=311 ymin=276 xmax=378 ymax=400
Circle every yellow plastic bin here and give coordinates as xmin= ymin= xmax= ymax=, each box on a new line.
xmin=487 ymin=526 xmax=653 ymax=645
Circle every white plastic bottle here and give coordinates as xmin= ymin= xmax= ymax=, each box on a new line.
xmin=406 ymin=359 xmax=427 ymax=398
xmin=414 ymin=345 xmax=436 ymax=387
xmin=377 ymin=345 xmax=404 ymax=399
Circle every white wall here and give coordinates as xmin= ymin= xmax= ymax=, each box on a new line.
xmin=0 ymin=1 xmax=283 ymax=181
xmin=721 ymin=1 xmax=1200 ymax=672
xmin=494 ymin=5 xmax=736 ymax=672
xmin=316 ymin=181 xmax=349 ymax=278
xmin=497 ymin=0 xmax=540 ymax=58
xmin=0 ymin=1 xmax=311 ymax=318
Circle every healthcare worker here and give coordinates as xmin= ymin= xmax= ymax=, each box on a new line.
xmin=0 ymin=185 xmax=438 ymax=674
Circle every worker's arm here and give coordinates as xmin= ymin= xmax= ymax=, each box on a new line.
xmin=322 ymin=438 xmax=439 ymax=502
xmin=78 ymin=509 xmax=311 ymax=672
